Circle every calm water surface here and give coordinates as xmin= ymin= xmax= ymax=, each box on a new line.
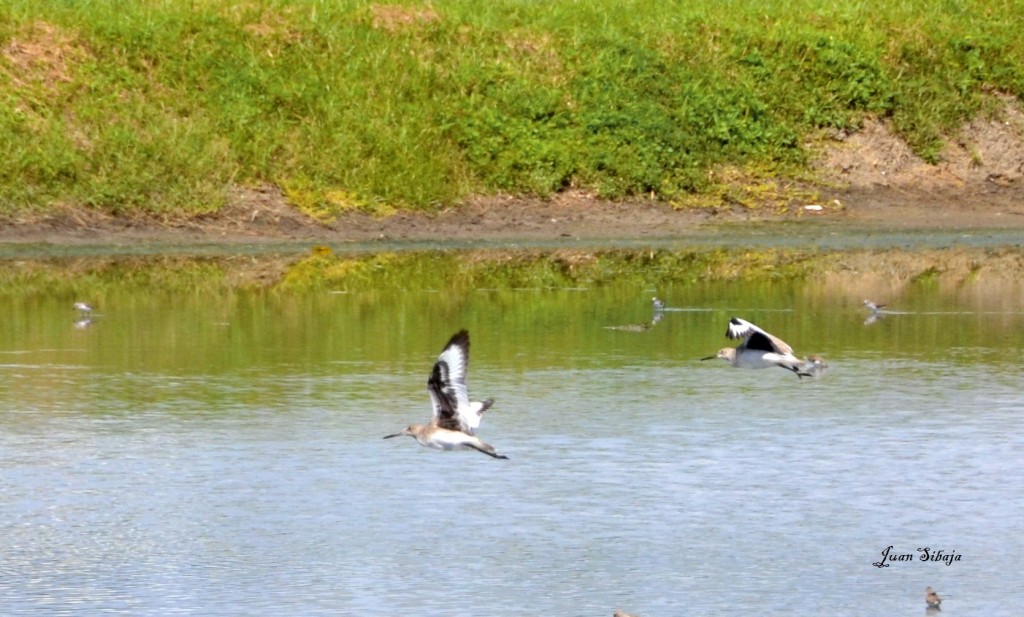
xmin=1 ymin=277 xmax=1022 ymax=616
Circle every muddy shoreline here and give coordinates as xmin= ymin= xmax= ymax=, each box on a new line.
xmin=2 ymin=182 xmax=1022 ymax=292
xmin=2 ymin=183 xmax=1024 ymax=249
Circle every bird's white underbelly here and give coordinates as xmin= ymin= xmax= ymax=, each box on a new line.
xmin=418 ymin=429 xmax=475 ymax=451
xmin=735 ymin=351 xmax=796 ymax=370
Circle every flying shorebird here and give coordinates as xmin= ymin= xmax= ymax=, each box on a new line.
xmin=701 ymin=317 xmax=809 ymax=376
xmin=73 ymin=302 xmax=93 ymax=315
xmin=384 ymin=330 xmax=506 ymax=459
xmin=925 ymin=586 xmax=942 ymax=610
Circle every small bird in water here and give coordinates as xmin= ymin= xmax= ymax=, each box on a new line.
xmin=702 ymin=317 xmax=810 ymax=377
xmin=798 ymin=354 xmax=829 ymax=378
xmin=384 ymin=330 xmax=506 ymax=459
xmin=925 ymin=586 xmax=942 ymax=610
xmin=863 ymin=299 xmax=889 ymax=325
xmin=613 ymin=611 xmax=639 ymax=617
xmin=73 ymin=302 xmax=95 ymax=329
xmin=74 ymin=302 xmax=93 ymax=315
xmin=864 ymin=300 xmax=888 ymax=325
xmin=604 ymin=297 xmax=666 ymax=332
xmin=604 ymin=323 xmax=651 ymax=333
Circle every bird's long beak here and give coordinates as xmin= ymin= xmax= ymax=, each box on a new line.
xmin=383 ymin=432 xmax=403 ymax=439
xmin=699 ymin=355 xmax=716 ymax=361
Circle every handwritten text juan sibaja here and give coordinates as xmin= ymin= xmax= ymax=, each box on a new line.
xmin=873 ymin=546 xmax=961 ymax=568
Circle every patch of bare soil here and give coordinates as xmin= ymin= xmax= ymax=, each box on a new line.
xmin=2 ymin=103 xmax=1024 ymax=246
xmin=368 ymin=3 xmax=440 ymax=32
xmin=817 ymin=96 xmax=1024 ymax=229
xmin=1 ymin=21 xmax=83 ymax=90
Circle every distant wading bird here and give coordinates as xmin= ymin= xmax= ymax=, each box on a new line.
xmin=73 ymin=302 xmax=95 ymax=329
xmin=863 ymin=299 xmax=888 ymax=325
xmin=925 ymin=586 xmax=942 ymax=610
xmin=74 ymin=302 xmax=93 ymax=316
xmin=702 ymin=317 xmax=811 ymax=377
xmin=384 ymin=330 xmax=507 ymax=459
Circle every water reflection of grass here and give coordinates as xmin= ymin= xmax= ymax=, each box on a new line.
xmin=279 ymin=248 xmax=825 ymax=290
xmin=2 ymin=248 xmax=1022 ymax=377
xmin=1 ymin=247 xmax=1021 ymax=297
xmin=279 ymin=246 xmax=1024 ymax=295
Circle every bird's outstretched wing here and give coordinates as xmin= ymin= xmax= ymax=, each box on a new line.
xmin=428 ymin=360 xmax=461 ymax=431
xmin=726 ymin=317 xmax=793 ymax=355
xmin=428 ymin=330 xmax=491 ymax=433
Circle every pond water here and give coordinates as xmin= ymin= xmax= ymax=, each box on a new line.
xmin=1 ymin=269 xmax=1022 ymax=616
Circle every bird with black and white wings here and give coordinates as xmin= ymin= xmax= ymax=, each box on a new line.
xmin=385 ymin=330 xmax=505 ymax=459
xmin=725 ymin=316 xmax=795 ymax=355
xmin=702 ymin=317 xmax=810 ymax=376
xmin=428 ymin=330 xmax=494 ymax=435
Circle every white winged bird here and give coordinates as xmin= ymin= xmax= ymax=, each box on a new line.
xmin=384 ymin=330 xmax=506 ymax=459
xmin=702 ymin=317 xmax=810 ymax=377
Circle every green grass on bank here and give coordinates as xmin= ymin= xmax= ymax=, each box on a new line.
xmin=1 ymin=0 xmax=1022 ymax=216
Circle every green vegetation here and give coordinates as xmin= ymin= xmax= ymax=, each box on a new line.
xmin=1 ymin=0 xmax=1022 ymax=215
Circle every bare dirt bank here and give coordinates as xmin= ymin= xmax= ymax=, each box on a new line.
xmin=4 ymin=180 xmax=1023 ymax=248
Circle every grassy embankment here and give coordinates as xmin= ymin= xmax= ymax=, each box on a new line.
xmin=1 ymin=0 xmax=1023 ymax=218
